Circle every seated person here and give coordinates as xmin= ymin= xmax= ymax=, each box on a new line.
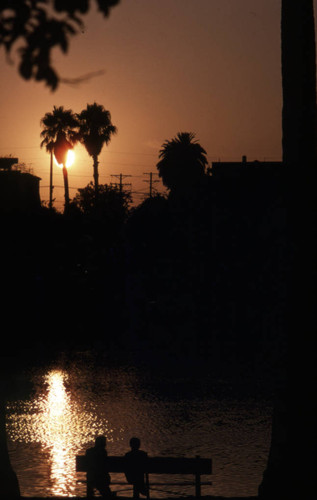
xmin=85 ymin=435 xmax=112 ymax=498
xmin=125 ymin=437 xmax=148 ymax=498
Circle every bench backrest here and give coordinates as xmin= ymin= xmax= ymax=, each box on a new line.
xmin=76 ymin=455 xmax=212 ymax=475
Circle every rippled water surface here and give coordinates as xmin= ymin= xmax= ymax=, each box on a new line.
xmin=7 ymin=359 xmax=272 ymax=497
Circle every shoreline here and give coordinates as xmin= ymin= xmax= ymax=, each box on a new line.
xmin=21 ymin=497 xmax=258 ymax=500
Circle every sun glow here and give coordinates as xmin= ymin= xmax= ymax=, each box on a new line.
xmin=54 ymin=149 xmax=75 ymax=168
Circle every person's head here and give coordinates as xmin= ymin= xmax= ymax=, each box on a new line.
xmin=95 ymin=435 xmax=107 ymax=449
xmin=129 ymin=437 xmax=141 ymax=450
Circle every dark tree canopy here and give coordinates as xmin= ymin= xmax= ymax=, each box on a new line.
xmin=71 ymin=181 xmax=131 ymax=225
xmin=156 ymin=132 xmax=208 ymax=193
xmin=40 ymin=105 xmax=78 ymax=150
xmin=0 ymin=0 xmax=120 ymax=90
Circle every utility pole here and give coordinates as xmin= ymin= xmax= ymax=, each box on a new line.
xmin=49 ymin=150 xmax=54 ymax=210
xmin=143 ymin=172 xmax=159 ymax=198
xmin=110 ymin=173 xmax=132 ymax=193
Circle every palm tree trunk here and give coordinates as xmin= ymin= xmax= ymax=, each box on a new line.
xmin=49 ymin=150 xmax=53 ymax=210
xmin=93 ymin=155 xmax=99 ymax=203
xmin=62 ymin=165 xmax=70 ymax=214
xmin=281 ymin=1 xmax=317 ymax=167
xmin=259 ymin=2 xmax=317 ymax=498
xmin=0 ymin=397 xmax=20 ymax=498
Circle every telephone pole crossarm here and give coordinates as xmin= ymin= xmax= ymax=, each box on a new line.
xmin=110 ymin=173 xmax=132 ymax=193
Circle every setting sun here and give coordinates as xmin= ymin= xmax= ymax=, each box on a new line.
xmin=54 ymin=149 xmax=75 ymax=169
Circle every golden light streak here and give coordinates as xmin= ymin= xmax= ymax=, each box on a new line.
xmin=7 ymin=370 xmax=113 ymax=497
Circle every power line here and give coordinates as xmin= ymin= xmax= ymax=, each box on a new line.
xmin=0 ymin=146 xmax=159 ymax=156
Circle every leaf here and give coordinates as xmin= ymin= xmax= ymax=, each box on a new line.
xmin=19 ymin=58 xmax=32 ymax=80
xmin=95 ymin=0 xmax=120 ymax=17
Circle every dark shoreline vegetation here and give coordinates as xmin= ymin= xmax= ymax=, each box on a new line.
xmin=21 ymin=497 xmax=258 ymax=500
xmin=2 ymin=160 xmax=287 ymax=409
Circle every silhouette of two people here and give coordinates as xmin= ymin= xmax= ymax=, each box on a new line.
xmin=85 ymin=435 xmax=148 ymax=499
xmin=125 ymin=437 xmax=149 ymax=499
xmin=85 ymin=435 xmax=112 ymax=498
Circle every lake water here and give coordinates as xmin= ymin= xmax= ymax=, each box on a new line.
xmin=6 ymin=355 xmax=272 ymax=498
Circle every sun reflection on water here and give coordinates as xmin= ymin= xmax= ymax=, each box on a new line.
xmin=7 ymin=369 xmax=113 ymax=497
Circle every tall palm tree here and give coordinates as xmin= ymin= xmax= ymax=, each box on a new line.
xmin=259 ymin=2 xmax=317 ymax=499
xmin=76 ymin=102 xmax=117 ymax=202
xmin=156 ymin=132 xmax=208 ymax=193
xmin=40 ymin=106 xmax=78 ymax=213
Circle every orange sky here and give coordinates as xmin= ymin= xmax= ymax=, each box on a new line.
xmin=1 ymin=0 xmax=314 ymax=211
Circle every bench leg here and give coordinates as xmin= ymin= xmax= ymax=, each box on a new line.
xmin=145 ymin=473 xmax=150 ymax=500
xmin=87 ymin=481 xmax=94 ymax=497
xmin=195 ymin=473 xmax=201 ymax=498
xmin=133 ymin=485 xmax=139 ymax=499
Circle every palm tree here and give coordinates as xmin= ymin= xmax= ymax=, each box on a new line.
xmin=259 ymin=2 xmax=317 ymax=499
xmin=156 ymin=132 xmax=208 ymax=193
xmin=76 ymin=102 xmax=117 ymax=202
xmin=40 ymin=106 xmax=78 ymax=213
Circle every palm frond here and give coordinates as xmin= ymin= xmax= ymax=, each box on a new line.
xmin=157 ymin=132 xmax=208 ymax=191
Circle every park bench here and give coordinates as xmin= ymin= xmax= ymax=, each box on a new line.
xmin=76 ymin=455 xmax=212 ymax=498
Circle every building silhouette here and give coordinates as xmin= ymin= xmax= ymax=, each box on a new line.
xmin=211 ymin=155 xmax=284 ymax=179
xmin=0 ymin=157 xmax=41 ymax=213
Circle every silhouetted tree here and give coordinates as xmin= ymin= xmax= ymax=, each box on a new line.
xmin=281 ymin=2 xmax=317 ymax=167
xmin=71 ymin=181 xmax=131 ymax=228
xmin=40 ymin=106 xmax=78 ymax=213
xmin=0 ymin=0 xmax=120 ymax=90
xmin=126 ymin=194 xmax=170 ymax=260
xmin=156 ymin=132 xmax=208 ymax=194
xmin=259 ymin=2 xmax=317 ymax=499
xmin=76 ymin=103 xmax=117 ymax=202
xmin=40 ymin=105 xmax=78 ymax=150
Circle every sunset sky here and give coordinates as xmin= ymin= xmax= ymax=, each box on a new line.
xmin=0 ymin=0 xmax=315 ymax=211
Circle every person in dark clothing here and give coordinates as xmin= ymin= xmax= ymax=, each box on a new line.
xmin=85 ymin=435 xmax=112 ymax=498
xmin=125 ymin=437 xmax=148 ymax=499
